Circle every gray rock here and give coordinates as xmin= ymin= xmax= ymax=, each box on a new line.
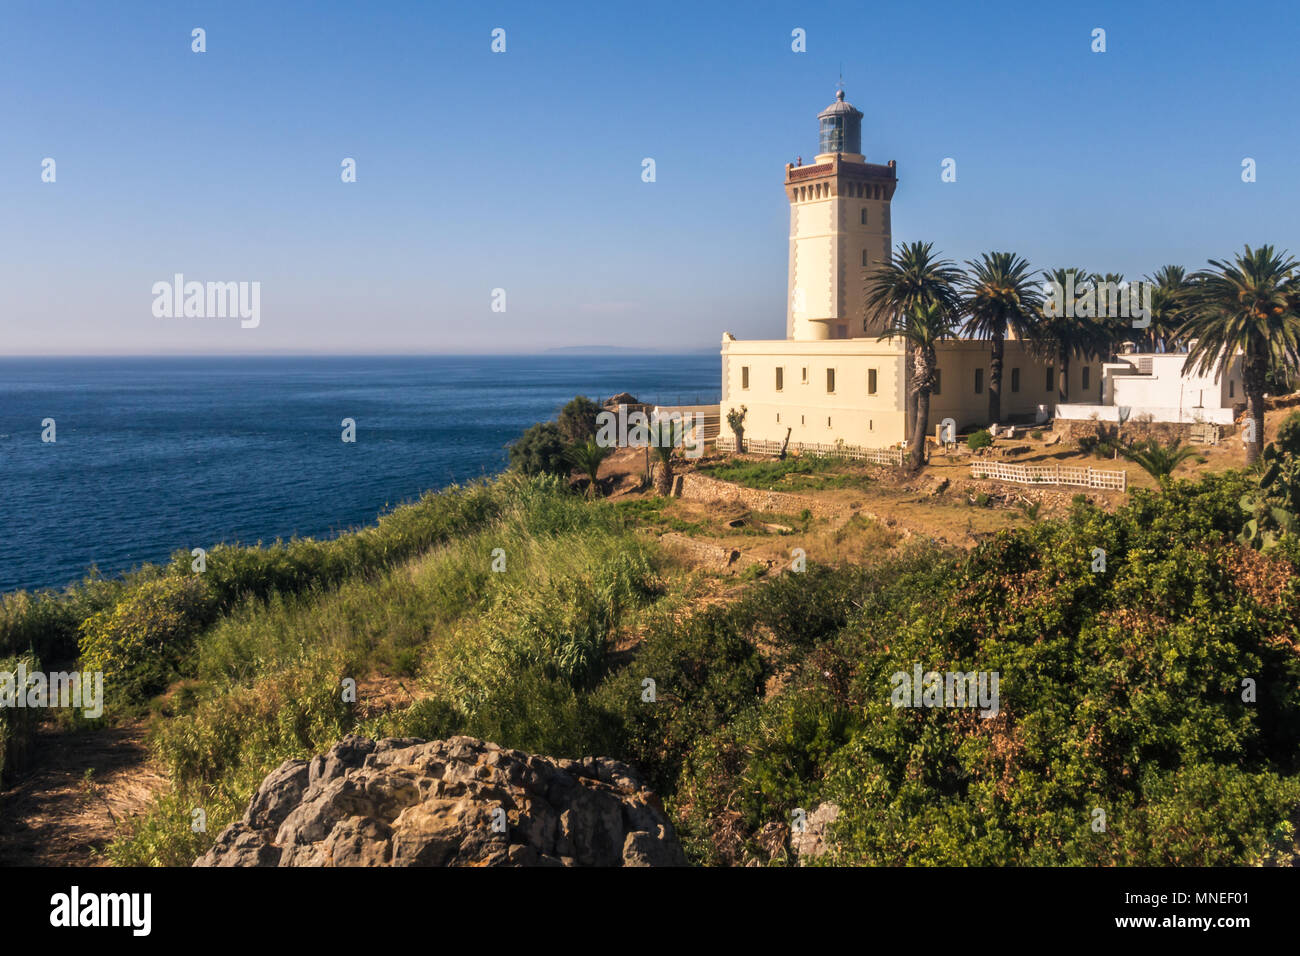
xmin=791 ymin=802 xmax=840 ymax=864
xmin=243 ymin=759 xmax=309 ymax=831
xmin=196 ymin=736 xmax=686 ymax=867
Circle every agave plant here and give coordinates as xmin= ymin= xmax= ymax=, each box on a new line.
xmin=1239 ymin=443 xmax=1300 ymax=550
xmin=1118 ymin=437 xmax=1199 ymax=488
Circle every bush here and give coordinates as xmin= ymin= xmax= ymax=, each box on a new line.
xmin=966 ymin=429 xmax=992 ymax=451
xmin=601 ymin=605 xmax=766 ymax=794
xmin=508 ymin=422 xmax=570 ymax=477
xmin=673 ymin=477 xmax=1300 ymax=865
xmin=736 ymin=563 xmax=867 ymax=652
xmin=78 ymin=576 xmax=218 ymax=707
xmin=0 ymin=653 xmax=40 ymax=786
xmin=0 ymin=574 xmax=129 ymax=664
xmin=557 ymin=396 xmax=602 ymax=445
xmin=1275 ymin=411 xmax=1300 ymax=458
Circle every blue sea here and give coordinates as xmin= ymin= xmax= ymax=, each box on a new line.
xmin=0 ymin=355 xmax=720 ymax=594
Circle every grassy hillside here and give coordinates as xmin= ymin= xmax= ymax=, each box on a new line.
xmin=3 ymin=457 xmax=1298 ymax=867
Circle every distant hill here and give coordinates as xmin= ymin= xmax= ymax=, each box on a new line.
xmin=543 ymin=346 xmax=657 ymax=355
xmin=543 ymin=345 xmax=714 ymax=355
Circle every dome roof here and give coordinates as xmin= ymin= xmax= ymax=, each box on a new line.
xmin=818 ymin=89 xmax=862 ymax=118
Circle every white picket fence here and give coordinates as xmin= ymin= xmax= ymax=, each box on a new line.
xmin=970 ymin=460 xmax=1127 ymax=491
xmin=717 ymin=435 xmax=905 ymax=467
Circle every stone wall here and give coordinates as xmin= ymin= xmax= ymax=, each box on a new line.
xmin=1054 ymin=418 xmax=1235 ymax=445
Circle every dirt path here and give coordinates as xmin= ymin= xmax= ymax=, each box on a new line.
xmin=0 ymin=722 xmax=166 ymax=866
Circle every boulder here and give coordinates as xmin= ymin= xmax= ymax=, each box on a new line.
xmin=790 ymin=802 xmax=840 ymax=864
xmin=195 ymin=735 xmax=686 ymax=868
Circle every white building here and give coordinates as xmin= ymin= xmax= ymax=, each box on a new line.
xmin=1056 ymin=351 xmax=1244 ymax=425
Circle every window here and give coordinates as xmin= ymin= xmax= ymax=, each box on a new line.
xmin=1011 ymin=368 xmax=1020 ymax=393
xmin=932 ymin=369 xmax=941 ymax=395
xmin=862 ymin=249 xmax=869 ymax=267
xmin=860 ymin=207 xmax=868 ymax=225
xmin=1046 ymin=367 xmax=1054 ymax=392
xmin=975 ymin=368 xmax=984 ymax=394
xmin=827 ymin=417 xmax=832 ymax=427
xmin=801 ymin=415 xmax=805 ymax=425
xmin=801 ymin=367 xmax=808 ymax=384
xmin=1230 ymin=380 xmax=1235 ymax=398
xmin=776 ymin=413 xmax=781 ymax=423
xmin=775 ymin=367 xmax=783 ymax=391
xmin=1081 ymin=367 xmax=1090 ymax=391
xmin=741 ymin=366 xmax=749 ymax=390
xmin=826 ymin=368 xmax=836 ymax=393
xmin=868 ymin=368 xmax=878 ymax=395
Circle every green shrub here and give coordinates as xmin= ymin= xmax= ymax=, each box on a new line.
xmin=0 ymin=574 xmax=129 ymax=663
xmin=509 ymin=422 xmax=569 ymax=477
xmin=674 ymin=477 xmax=1300 ymax=865
xmin=966 ymin=429 xmax=992 ymax=451
xmin=78 ymin=576 xmax=217 ymax=707
xmin=1275 ymin=411 xmax=1300 ymax=458
xmin=557 ymin=395 xmax=602 ymax=445
xmin=737 ymin=564 xmax=866 ymax=651
xmin=0 ymin=653 xmax=40 ymax=786
xmin=600 ymin=605 xmax=766 ymax=793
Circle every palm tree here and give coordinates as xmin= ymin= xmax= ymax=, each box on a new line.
xmin=1143 ymin=265 xmax=1194 ymax=353
xmin=649 ymin=419 xmax=682 ymax=496
xmin=567 ymin=438 xmax=612 ymax=497
xmin=1036 ymin=266 xmax=1106 ymax=403
xmin=1119 ymin=437 xmax=1200 ymax=488
xmin=866 ymin=241 xmax=964 ymax=427
xmin=1182 ymin=245 xmax=1300 ymax=463
xmin=878 ymin=299 xmax=961 ymax=470
xmin=1091 ymin=271 xmax=1129 ymax=359
xmin=962 ymin=252 xmax=1043 ymax=423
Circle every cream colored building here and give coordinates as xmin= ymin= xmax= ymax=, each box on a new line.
xmin=720 ymin=89 xmax=1081 ymax=450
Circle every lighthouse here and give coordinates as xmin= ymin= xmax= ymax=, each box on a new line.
xmin=785 ymin=89 xmax=898 ymax=341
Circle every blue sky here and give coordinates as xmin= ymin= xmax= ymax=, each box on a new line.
xmin=2 ymin=0 xmax=1297 ymax=354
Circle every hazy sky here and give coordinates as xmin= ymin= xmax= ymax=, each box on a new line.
xmin=2 ymin=0 xmax=1297 ymax=355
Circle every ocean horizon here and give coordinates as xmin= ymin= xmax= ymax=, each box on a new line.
xmin=0 ymin=354 xmax=720 ymax=594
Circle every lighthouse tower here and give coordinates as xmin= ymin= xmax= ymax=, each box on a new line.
xmin=785 ymin=89 xmax=897 ymax=340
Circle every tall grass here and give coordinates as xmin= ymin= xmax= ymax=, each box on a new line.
xmin=107 ymin=474 xmax=676 ymax=864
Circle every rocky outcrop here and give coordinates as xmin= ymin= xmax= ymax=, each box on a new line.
xmin=194 ymin=735 xmax=686 ymax=867
xmin=790 ymin=802 xmax=840 ymax=864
